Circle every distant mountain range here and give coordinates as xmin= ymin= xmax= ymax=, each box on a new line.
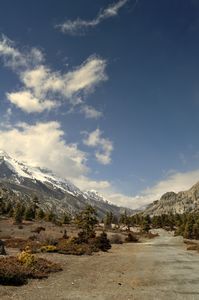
xmin=0 ymin=150 xmax=133 ymax=218
xmin=144 ymin=181 xmax=199 ymax=216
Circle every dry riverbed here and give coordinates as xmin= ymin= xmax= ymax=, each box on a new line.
xmin=1 ymin=229 xmax=199 ymax=300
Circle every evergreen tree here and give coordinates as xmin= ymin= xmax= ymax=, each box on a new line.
xmin=13 ymin=203 xmax=23 ymax=224
xmin=104 ymin=211 xmax=113 ymax=229
xmin=75 ymin=205 xmax=98 ymax=238
xmin=36 ymin=208 xmax=45 ymax=220
xmin=119 ymin=210 xmax=131 ymax=230
xmin=141 ymin=216 xmax=151 ymax=233
xmin=24 ymin=206 xmax=35 ymax=221
xmin=45 ymin=211 xmax=56 ymax=222
xmin=62 ymin=213 xmax=71 ymax=224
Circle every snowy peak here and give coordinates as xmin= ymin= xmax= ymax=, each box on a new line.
xmin=0 ymin=150 xmax=80 ymax=196
xmin=0 ymin=150 xmax=11 ymax=159
xmin=0 ymin=151 xmax=134 ymax=217
xmin=83 ymin=190 xmax=112 ymax=205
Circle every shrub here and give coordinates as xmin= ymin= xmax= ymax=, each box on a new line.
xmin=0 ymin=255 xmax=62 ymax=286
xmin=28 ymin=235 xmax=37 ymax=241
xmin=57 ymin=239 xmax=93 ymax=255
xmin=74 ymin=231 xmax=93 ymax=244
xmin=32 ymin=226 xmax=46 ymax=234
xmin=93 ymin=232 xmax=111 ymax=252
xmin=62 ymin=229 xmax=68 ymax=239
xmin=0 ymin=256 xmax=28 ymax=285
xmin=110 ymin=234 xmax=123 ymax=244
xmin=187 ymin=244 xmax=199 ymax=251
xmin=17 ymin=249 xmax=36 ymax=267
xmin=38 ymin=234 xmax=58 ymax=246
xmin=40 ymin=245 xmax=58 ymax=253
xmin=5 ymin=238 xmax=27 ymax=248
xmin=4 ymin=238 xmax=42 ymax=253
xmin=125 ymin=233 xmax=139 ymax=243
xmin=144 ymin=231 xmax=159 ymax=239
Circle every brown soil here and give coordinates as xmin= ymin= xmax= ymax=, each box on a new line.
xmin=1 ymin=229 xmax=199 ymax=299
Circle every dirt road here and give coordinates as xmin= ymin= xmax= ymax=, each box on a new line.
xmin=1 ymin=230 xmax=199 ymax=300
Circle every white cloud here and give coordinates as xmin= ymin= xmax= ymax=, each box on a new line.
xmin=0 ymin=36 xmax=107 ymax=113
xmin=20 ymin=56 xmax=107 ymax=101
xmin=0 ymin=121 xmax=88 ymax=179
xmin=72 ymin=176 xmax=111 ymax=191
xmin=0 ymin=120 xmax=198 ymax=210
xmin=103 ymin=169 xmax=199 ymax=209
xmin=0 ymin=121 xmax=113 ymax=197
xmin=64 ymin=57 xmax=107 ymax=97
xmin=83 ymin=128 xmax=113 ymax=164
xmin=7 ymin=90 xmax=57 ymax=113
xmin=57 ymin=0 xmax=129 ymax=35
xmin=80 ymin=105 xmax=103 ymax=119
xmin=142 ymin=169 xmax=199 ymax=201
xmin=0 ymin=35 xmax=44 ymax=70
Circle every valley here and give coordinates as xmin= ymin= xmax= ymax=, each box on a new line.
xmin=1 ymin=229 xmax=199 ymax=300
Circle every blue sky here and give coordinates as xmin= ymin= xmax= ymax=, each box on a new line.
xmin=1 ymin=0 xmax=199 ymax=208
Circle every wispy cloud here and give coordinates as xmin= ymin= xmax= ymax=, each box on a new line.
xmin=83 ymin=128 xmax=113 ymax=165
xmin=80 ymin=105 xmax=103 ymax=119
xmin=0 ymin=35 xmax=44 ymax=70
xmin=57 ymin=0 xmax=129 ymax=35
xmin=0 ymin=35 xmax=108 ymax=113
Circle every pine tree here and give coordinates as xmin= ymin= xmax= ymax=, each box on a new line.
xmin=45 ymin=211 xmax=56 ymax=222
xmin=75 ymin=205 xmax=98 ymax=238
xmin=36 ymin=208 xmax=45 ymax=220
xmin=62 ymin=213 xmax=71 ymax=224
xmin=24 ymin=206 xmax=35 ymax=221
xmin=13 ymin=203 xmax=23 ymax=224
xmin=141 ymin=216 xmax=151 ymax=233
xmin=104 ymin=211 xmax=113 ymax=229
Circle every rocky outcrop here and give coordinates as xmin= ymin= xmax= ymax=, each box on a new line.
xmin=144 ymin=181 xmax=199 ymax=216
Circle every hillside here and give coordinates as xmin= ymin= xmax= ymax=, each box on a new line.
xmin=0 ymin=150 xmax=133 ymax=218
xmin=144 ymin=181 xmax=199 ymax=216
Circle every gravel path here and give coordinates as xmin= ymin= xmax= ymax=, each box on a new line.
xmin=1 ymin=230 xmax=199 ymax=300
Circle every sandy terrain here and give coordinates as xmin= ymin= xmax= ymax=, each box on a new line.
xmin=1 ymin=229 xmax=199 ymax=299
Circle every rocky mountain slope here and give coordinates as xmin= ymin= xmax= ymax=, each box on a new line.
xmin=0 ymin=150 xmax=132 ymax=218
xmin=144 ymin=181 xmax=199 ymax=216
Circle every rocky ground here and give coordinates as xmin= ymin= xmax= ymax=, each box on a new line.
xmin=1 ymin=229 xmax=199 ymax=299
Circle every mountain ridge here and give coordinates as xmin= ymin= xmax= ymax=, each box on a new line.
xmin=143 ymin=180 xmax=199 ymax=216
xmin=0 ymin=150 xmax=133 ymax=218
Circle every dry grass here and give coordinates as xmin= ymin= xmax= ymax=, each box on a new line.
xmin=184 ymin=240 xmax=199 ymax=251
xmin=0 ymin=255 xmax=62 ymax=286
xmin=4 ymin=238 xmax=43 ymax=253
xmin=57 ymin=239 xmax=94 ymax=255
xmin=187 ymin=244 xmax=199 ymax=251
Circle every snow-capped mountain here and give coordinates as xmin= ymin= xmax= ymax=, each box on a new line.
xmin=0 ymin=150 xmax=132 ymax=217
xmin=0 ymin=150 xmax=81 ymax=196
